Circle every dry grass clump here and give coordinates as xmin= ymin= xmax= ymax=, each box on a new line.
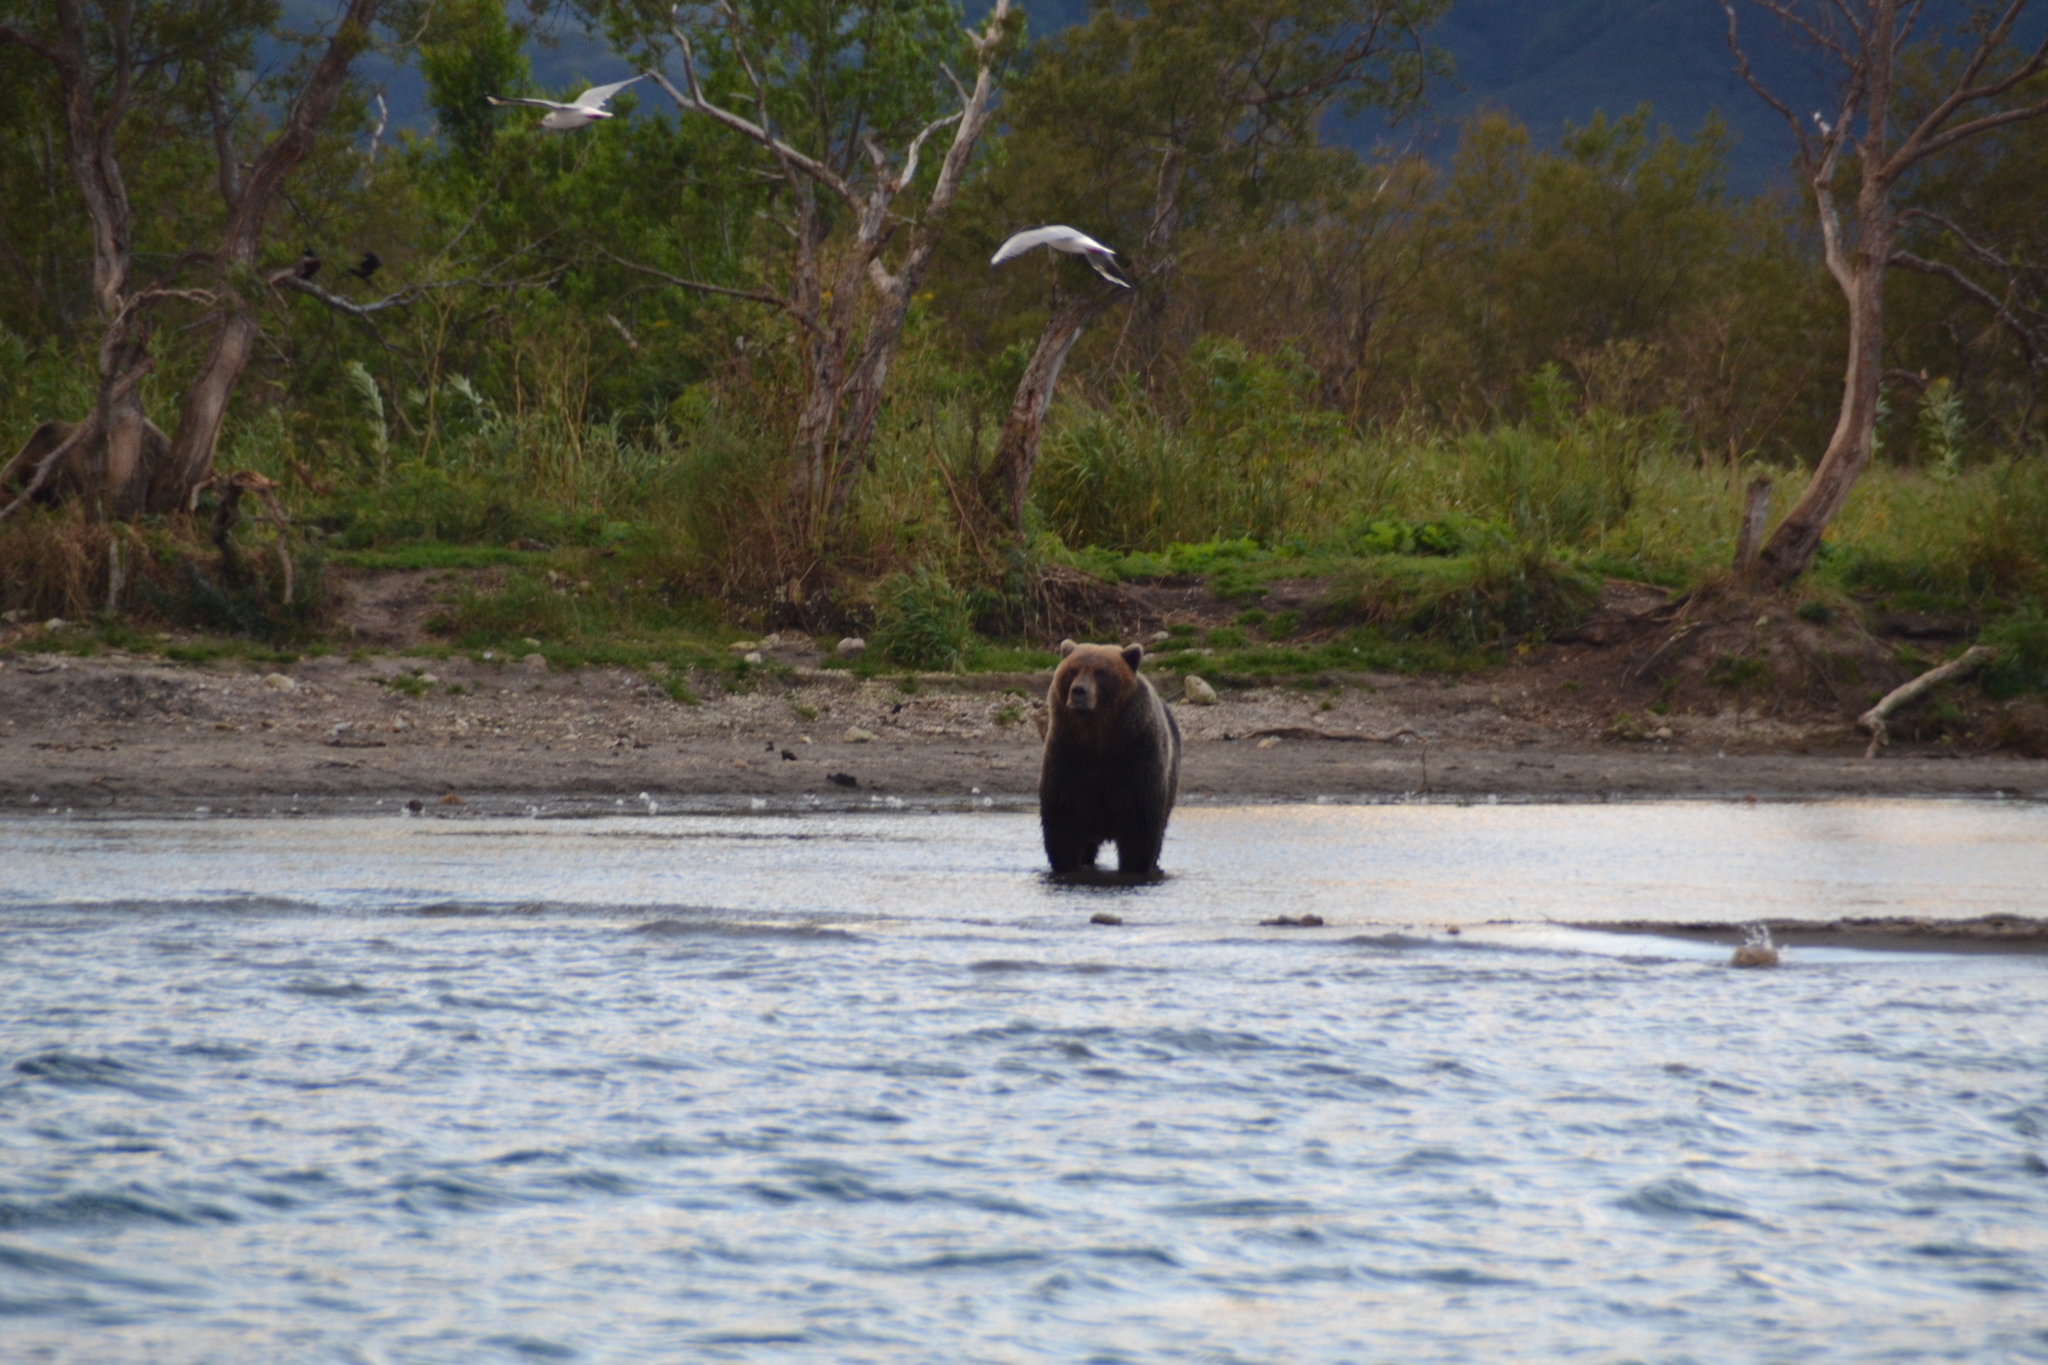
xmin=0 ymin=507 xmax=317 ymax=638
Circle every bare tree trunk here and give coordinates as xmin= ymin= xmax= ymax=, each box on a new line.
xmin=981 ymin=289 xmax=1123 ymax=529
xmin=157 ymin=0 xmax=381 ymax=513
xmin=155 ymin=309 xmax=258 ymax=509
xmin=1732 ymin=474 xmax=1773 ymax=569
xmin=1755 ymin=204 xmax=1891 ymax=582
xmin=979 ymin=141 xmax=1180 ymax=534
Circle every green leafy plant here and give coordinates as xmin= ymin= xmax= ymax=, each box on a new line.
xmin=872 ymin=569 xmax=976 ymax=671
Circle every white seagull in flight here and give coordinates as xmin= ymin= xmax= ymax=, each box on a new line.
xmin=991 ymin=226 xmax=1134 ymax=288
xmin=486 ymin=76 xmax=644 ymax=131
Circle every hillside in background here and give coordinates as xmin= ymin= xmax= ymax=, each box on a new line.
xmin=331 ymin=0 xmax=1816 ymax=192
xmin=1407 ymin=0 xmax=1819 ymax=190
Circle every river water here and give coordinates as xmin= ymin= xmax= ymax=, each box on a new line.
xmin=3 ymin=800 xmax=2046 ymax=1362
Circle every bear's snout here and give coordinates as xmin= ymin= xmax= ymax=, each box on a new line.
xmin=1066 ymin=675 xmax=1099 ymax=712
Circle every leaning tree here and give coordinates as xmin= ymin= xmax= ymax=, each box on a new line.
xmin=974 ymin=0 xmax=1445 ymax=531
xmin=0 ymin=0 xmax=389 ymax=520
xmin=1722 ymin=0 xmax=2048 ymax=583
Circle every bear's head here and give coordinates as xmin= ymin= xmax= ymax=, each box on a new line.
xmin=1053 ymin=639 xmax=1145 ymax=720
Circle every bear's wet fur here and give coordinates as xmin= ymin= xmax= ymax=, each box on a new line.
xmin=1039 ymin=639 xmax=1181 ymax=877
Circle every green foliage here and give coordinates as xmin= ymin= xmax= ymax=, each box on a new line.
xmin=1355 ymin=517 xmax=1463 ymax=555
xmin=1981 ymin=608 xmax=2048 ymax=699
xmin=419 ymin=0 xmax=533 ymax=164
xmin=1917 ymin=378 xmax=1965 ymax=480
xmin=871 ymin=568 xmax=976 ymax=670
xmin=1034 ymin=342 xmax=1357 ymax=550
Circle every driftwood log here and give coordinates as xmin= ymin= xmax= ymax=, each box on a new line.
xmin=1243 ymin=726 xmax=1425 ymax=743
xmin=1857 ymin=645 xmax=1995 ymax=757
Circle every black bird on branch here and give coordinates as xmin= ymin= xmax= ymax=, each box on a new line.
xmin=295 ymin=246 xmax=320 ymax=280
xmin=348 ymin=251 xmax=381 ymax=282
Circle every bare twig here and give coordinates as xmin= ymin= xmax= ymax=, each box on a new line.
xmin=1889 ymin=249 xmax=2042 ymax=367
xmin=594 ymin=247 xmax=800 ymax=318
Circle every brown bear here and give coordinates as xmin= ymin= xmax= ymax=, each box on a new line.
xmin=1040 ymin=638 xmax=1181 ymax=877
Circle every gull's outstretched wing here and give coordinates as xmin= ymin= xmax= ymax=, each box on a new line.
xmin=486 ymin=95 xmax=574 ymax=112
xmin=572 ymin=76 xmax=644 ymax=110
xmin=991 ymin=225 xmax=1113 ymax=265
xmin=991 ymin=225 xmax=1133 ymax=288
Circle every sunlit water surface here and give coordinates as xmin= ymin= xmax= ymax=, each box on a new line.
xmin=3 ymin=801 xmax=2046 ymax=1363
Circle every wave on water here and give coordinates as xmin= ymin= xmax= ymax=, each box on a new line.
xmin=0 ymin=1189 xmax=236 ymax=1232
xmin=9 ymin=1052 xmax=184 ymax=1100
xmin=0 ymin=895 xmax=324 ymax=917
xmin=628 ymin=918 xmax=859 ymax=941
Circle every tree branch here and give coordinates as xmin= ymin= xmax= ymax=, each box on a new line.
xmin=1888 ymin=1 xmax=2048 ymax=172
xmin=1889 ymin=248 xmax=2042 ymax=367
xmin=0 ymin=23 xmax=65 ymax=64
xmin=275 ymin=271 xmax=561 ymax=320
xmin=593 ymin=248 xmax=814 ymax=332
xmin=643 ymin=56 xmax=854 ymax=208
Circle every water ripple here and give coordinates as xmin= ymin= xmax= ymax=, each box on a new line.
xmin=2 ymin=808 xmax=2046 ymax=1363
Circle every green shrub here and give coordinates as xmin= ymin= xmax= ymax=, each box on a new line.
xmin=1981 ymin=608 xmax=2048 ymax=699
xmin=871 ymin=568 xmax=976 ymax=671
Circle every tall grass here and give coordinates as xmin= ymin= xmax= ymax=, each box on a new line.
xmin=9 ymin=315 xmax=2043 ymax=662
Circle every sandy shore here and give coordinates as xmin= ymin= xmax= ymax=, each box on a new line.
xmin=4 ymin=648 xmax=2045 ymax=814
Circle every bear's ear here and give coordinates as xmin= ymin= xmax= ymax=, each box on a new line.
xmin=1122 ymin=643 xmax=1144 ymax=670
xmin=1058 ymin=639 xmax=1078 ymax=658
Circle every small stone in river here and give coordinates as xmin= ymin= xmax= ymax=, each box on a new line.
xmin=1183 ymin=675 xmax=1218 ymax=705
xmin=1653 ymin=726 xmax=1673 ymax=740
xmin=827 ymin=772 xmax=859 ymax=788
xmin=1090 ymin=913 xmax=1124 ymax=926
xmin=521 ymin=653 xmax=548 ymax=673
xmin=1260 ymin=914 xmax=1325 ymax=927
xmin=781 ymin=749 xmax=797 ymax=761
xmin=437 ymin=792 xmax=465 ymax=805
xmin=844 ymin=726 xmax=877 ymax=742
xmin=1256 ymin=736 xmax=1280 ymax=750
xmin=263 ymin=673 xmax=297 ymax=692
xmin=405 ymin=798 xmax=424 ymax=813
xmin=836 ymin=637 xmax=867 ymax=658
